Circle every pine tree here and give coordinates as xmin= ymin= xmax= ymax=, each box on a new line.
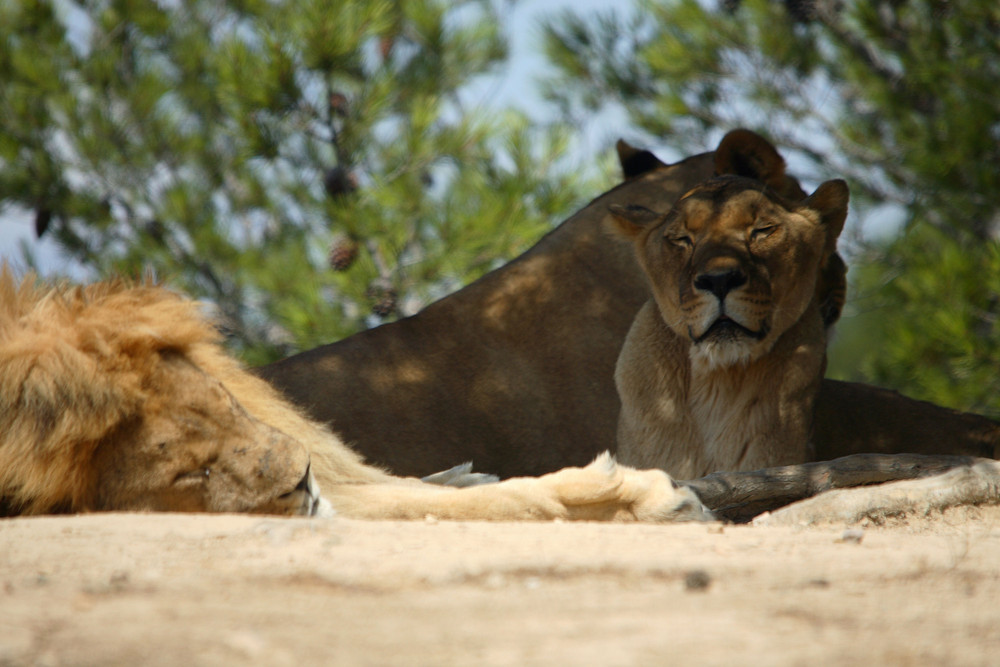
xmin=541 ymin=0 xmax=1000 ymax=416
xmin=0 ymin=0 xmax=591 ymax=365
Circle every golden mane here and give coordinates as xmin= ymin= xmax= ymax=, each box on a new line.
xmin=0 ymin=267 xmax=218 ymax=514
xmin=0 ymin=268 xmax=218 ymax=354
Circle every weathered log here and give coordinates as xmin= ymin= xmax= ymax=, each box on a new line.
xmin=682 ymin=453 xmax=983 ymax=523
xmin=752 ymin=459 xmax=1000 ymax=527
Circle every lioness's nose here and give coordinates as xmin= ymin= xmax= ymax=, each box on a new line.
xmin=694 ymin=268 xmax=747 ymax=300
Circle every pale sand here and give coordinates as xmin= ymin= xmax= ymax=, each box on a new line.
xmin=3 ymin=507 xmax=1000 ymax=665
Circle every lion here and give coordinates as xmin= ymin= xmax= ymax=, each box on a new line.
xmin=608 ymin=174 xmax=848 ymax=479
xmin=0 ymin=267 xmax=711 ymax=522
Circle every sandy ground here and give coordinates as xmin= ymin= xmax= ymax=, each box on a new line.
xmin=3 ymin=507 xmax=1000 ymax=666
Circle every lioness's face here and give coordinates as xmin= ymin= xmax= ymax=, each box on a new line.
xmin=91 ymin=350 xmax=321 ymax=515
xmin=613 ymin=177 xmax=848 ymax=367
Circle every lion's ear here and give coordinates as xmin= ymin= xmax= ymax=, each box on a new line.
xmin=802 ymin=179 xmax=849 ymax=252
xmin=616 ymin=139 xmax=666 ymax=179
xmin=715 ymin=129 xmax=785 ymax=183
xmin=0 ymin=337 xmax=137 ymax=513
xmin=607 ymin=204 xmax=661 ymax=240
xmin=715 ymin=129 xmax=807 ymax=199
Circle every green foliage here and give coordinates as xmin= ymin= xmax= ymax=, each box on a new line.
xmin=542 ymin=0 xmax=1000 ymax=416
xmin=0 ymin=0 xmax=591 ymax=365
xmin=845 ymin=227 xmax=1000 ymax=417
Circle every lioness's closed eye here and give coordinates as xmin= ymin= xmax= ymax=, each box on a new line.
xmin=608 ymin=176 xmax=849 ymax=480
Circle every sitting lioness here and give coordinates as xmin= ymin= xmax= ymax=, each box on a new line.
xmin=0 ymin=268 xmax=710 ymax=522
xmin=609 ymin=175 xmax=849 ymax=479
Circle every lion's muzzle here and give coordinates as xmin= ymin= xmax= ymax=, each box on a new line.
xmin=258 ymin=461 xmax=326 ymax=516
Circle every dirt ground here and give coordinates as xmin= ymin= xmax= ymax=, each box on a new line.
xmin=3 ymin=506 xmax=1000 ymax=666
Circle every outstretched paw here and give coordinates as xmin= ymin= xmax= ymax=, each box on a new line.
xmin=552 ymin=452 xmax=715 ymax=522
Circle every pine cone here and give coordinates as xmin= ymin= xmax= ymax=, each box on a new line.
xmin=784 ymin=0 xmax=816 ymax=22
xmin=329 ymin=92 xmax=349 ymax=117
xmin=324 ymin=166 xmax=358 ymax=200
xmin=379 ymin=35 xmax=394 ymax=60
xmin=328 ymin=236 xmax=360 ymax=272
xmin=367 ymin=284 xmax=398 ymax=318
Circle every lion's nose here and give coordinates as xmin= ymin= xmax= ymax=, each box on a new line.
xmin=275 ymin=462 xmax=323 ymax=516
xmin=694 ymin=268 xmax=747 ymax=300
xmin=293 ymin=463 xmax=313 ymax=493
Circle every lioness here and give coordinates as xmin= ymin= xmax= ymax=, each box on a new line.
xmin=609 ymin=176 xmax=848 ymax=478
xmin=0 ymin=268 xmax=710 ymax=522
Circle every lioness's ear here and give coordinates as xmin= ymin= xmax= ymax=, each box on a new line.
xmin=715 ymin=129 xmax=807 ymax=199
xmin=616 ymin=139 xmax=666 ymax=179
xmin=802 ymin=179 xmax=849 ymax=252
xmin=607 ymin=204 xmax=661 ymax=240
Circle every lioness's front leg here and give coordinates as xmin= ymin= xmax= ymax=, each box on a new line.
xmin=322 ymin=453 xmax=713 ymax=522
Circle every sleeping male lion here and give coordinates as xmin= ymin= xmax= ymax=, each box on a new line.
xmin=0 ymin=268 xmax=711 ymax=522
xmin=609 ymin=173 xmax=848 ymax=479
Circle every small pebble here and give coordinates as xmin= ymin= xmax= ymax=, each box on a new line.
xmin=684 ymin=569 xmax=711 ymax=591
xmin=837 ymin=528 xmax=865 ymax=544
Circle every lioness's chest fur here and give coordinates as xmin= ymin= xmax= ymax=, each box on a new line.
xmin=615 ymin=302 xmax=824 ymax=479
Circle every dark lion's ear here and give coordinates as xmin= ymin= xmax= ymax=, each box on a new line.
xmin=607 ymin=204 xmax=661 ymax=240
xmin=802 ymin=179 xmax=849 ymax=253
xmin=616 ymin=139 xmax=666 ymax=179
xmin=715 ymin=129 xmax=785 ymax=182
xmin=715 ymin=129 xmax=805 ymax=197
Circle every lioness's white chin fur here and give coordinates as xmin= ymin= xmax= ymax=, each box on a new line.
xmin=689 ymin=339 xmax=758 ymax=370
